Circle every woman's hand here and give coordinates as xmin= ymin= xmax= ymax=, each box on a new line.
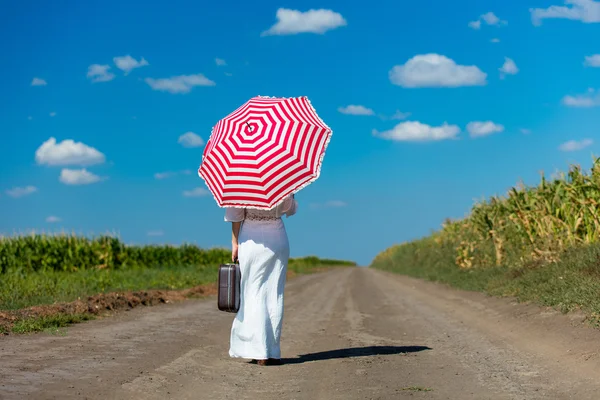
xmin=232 ymin=242 xmax=239 ymax=263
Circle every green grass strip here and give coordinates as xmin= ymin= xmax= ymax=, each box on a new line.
xmin=372 ymin=239 xmax=600 ymax=320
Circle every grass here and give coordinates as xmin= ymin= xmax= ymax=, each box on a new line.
xmin=372 ymin=237 xmax=600 ymax=319
xmin=0 ymin=257 xmax=354 ymax=334
xmin=371 ymin=159 xmax=600 ymax=321
xmin=0 ymin=229 xmax=356 ymax=334
xmin=11 ymin=313 xmax=95 ymax=334
xmin=0 ymin=264 xmax=219 ymax=310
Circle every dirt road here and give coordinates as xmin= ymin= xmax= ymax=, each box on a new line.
xmin=1 ymin=267 xmax=600 ymax=399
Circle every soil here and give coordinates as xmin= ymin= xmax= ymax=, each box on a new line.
xmin=0 ymin=270 xmax=302 ymax=333
xmin=1 ymin=267 xmax=600 ymax=399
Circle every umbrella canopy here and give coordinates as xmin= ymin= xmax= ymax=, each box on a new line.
xmin=198 ymin=95 xmax=332 ymax=209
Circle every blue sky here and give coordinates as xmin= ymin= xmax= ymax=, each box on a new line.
xmin=1 ymin=0 xmax=599 ymax=266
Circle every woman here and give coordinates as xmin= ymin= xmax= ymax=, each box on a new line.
xmin=224 ymin=193 xmax=298 ymax=366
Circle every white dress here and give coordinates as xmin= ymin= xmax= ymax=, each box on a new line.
xmin=224 ymin=194 xmax=298 ymax=360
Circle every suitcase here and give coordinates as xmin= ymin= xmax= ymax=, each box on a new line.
xmin=218 ymin=262 xmax=241 ymax=313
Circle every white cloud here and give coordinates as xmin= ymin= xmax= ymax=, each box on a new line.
xmin=468 ymin=20 xmax=482 ymax=29
xmin=559 ymin=138 xmax=594 ymax=151
xmin=389 ymin=54 xmax=487 ymax=88
xmin=373 ymin=121 xmax=460 ymax=142
xmin=466 ymin=121 xmax=505 ymax=138
xmin=183 ymin=187 xmax=210 ymax=197
xmin=224 ymin=72 xmax=233 ymax=77
xmin=35 ymin=137 xmax=106 ymax=167
xmin=87 ymin=64 xmax=115 ymax=83
xmin=154 ymin=170 xmax=190 ymax=179
xmin=147 ymin=230 xmax=164 ymax=236
xmin=584 ymin=54 xmax=600 ymax=67
xmin=49 ymin=112 xmax=57 ymax=117
xmin=481 ymin=12 xmax=506 ymax=26
xmin=145 ymin=74 xmax=215 ymax=94
xmin=59 ymin=168 xmax=102 ymax=185
xmin=521 ymin=128 xmax=532 ymax=135
xmin=491 ymin=38 xmax=501 ymax=43
xmin=530 ymin=0 xmax=600 ymax=26
xmin=562 ymin=88 xmax=600 ymax=107
xmin=46 ymin=216 xmax=61 ymax=223
xmin=262 ymin=8 xmax=347 ymax=36
xmin=469 ymin=12 xmax=507 ymax=29
xmin=499 ymin=57 xmax=519 ymax=77
xmin=113 ymin=55 xmax=149 ymax=74
xmin=379 ymin=110 xmax=411 ymax=120
xmin=388 ymin=110 xmax=411 ymax=120
xmin=178 ymin=131 xmax=205 ymax=147
xmin=337 ymin=105 xmax=375 ymax=116
xmin=155 ymin=171 xmax=176 ymax=179
xmin=215 ymin=58 xmax=227 ymax=66
xmin=6 ymin=186 xmax=38 ymax=198
xmin=31 ymin=77 xmax=47 ymax=86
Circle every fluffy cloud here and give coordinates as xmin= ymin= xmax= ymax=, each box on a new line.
xmin=113 ymin=55 xmax=149 ymax=74
xmin=389 ymin=54 xmax=487 ymax=88
xmin=6 ymin=186 xmax=37 ymax=198
xmin=468 ymin=20 xmax=482 ymax=29
xmin=337 ymin=105 xmax=375 ymax=116
xmin=373 ymin=121 xmax=460 ymax=142
xmin=491 ymin=38 xmax=501 ymax=43
xmin=584 ymin=54 xmax=600 ymax=67
xmin=46 ymin=216 xmax=61 ymax=223
xmin=35 ymin=137 xmax=106 ymax=166
xmin=466 ymin=121 xmax=505 ymax=138
xmin=178 ymin=132 xmax=205 ymax=148
xmin=183 ymin=187 xmax=210 ymax=197
xmin=262 ymin=8 xmax=347 ymax=36
xmin=59 ymin=168 xmax=102 ymax=185
xmin=145 ymin=74 xmax=215 ymax=94
xmin=499 ymin=57 xmax=519 ymax=77
xmin=31 ymin=77 xmax=47 ymax=86
xmin=562 ymin=88 xmax=600 ymax=107
xmin=521 ymin=128 xmax=532 ymax=135
xmin=378 ymin=110 xmax=412 ymax=121
xmin=155 ymin=172 xmax=176 ymax=180
xmin=530 ymin=0 xmax=600 ymax=26
xmin=469 ymin=12 xmax=507 ymax=29
xmin=87 ymin=64 xmax=115 ymax=83
xmin=559 ymin=139 xmax=594 ymax=151
xmin=147 ymin=230 xmax=164 ymax=237
xmin=154 ymin=170 xmax=191 ymax=179
xmin=215 ymin=58 xmax=227 ymax=66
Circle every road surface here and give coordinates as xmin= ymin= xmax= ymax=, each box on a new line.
xmin=1 ymin=267 xmax=600 ymax=399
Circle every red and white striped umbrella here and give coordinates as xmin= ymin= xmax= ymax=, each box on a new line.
xmin=198 ymin=95 xmax=332 ymax=209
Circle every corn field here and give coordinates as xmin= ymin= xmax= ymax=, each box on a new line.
xmin=0 ymin=233 xmax=356 ymax=275
xmin=375 ymin=158 xmax=600 ymax=270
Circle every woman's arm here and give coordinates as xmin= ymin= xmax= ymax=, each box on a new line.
xmin=231 ymin=221 xmax=241 ymax=262
xmin=224 ymin=207 xmax=245 ymax=262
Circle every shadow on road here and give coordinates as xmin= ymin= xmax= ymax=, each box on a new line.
xmin=280 ymin=345 xmax=431 ymax=364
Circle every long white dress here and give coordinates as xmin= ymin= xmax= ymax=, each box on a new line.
xmin=224 ymin=194 xmax=298 ymax=360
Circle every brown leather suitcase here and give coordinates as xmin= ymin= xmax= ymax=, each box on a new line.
xmin=218 ymin=263 xmax=241 ymax=313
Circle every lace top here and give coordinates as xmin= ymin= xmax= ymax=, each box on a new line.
xmin=224 ymin=195 xmax=298 ymax=222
